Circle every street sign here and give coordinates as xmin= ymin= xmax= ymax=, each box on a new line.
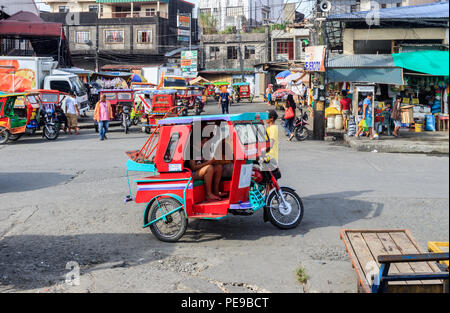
xmin=181 ymin=50 xmax=198 ymax=78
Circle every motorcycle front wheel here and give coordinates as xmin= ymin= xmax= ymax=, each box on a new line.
xmin=123 ymin=115 xmax=129 ymax=134
xmin=43 ymin=124 xmax=59 ymax=140
xmin=266 ymin=187 xmax=304 ymax=229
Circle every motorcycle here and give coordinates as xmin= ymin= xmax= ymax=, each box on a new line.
xmin=122 ymin=104 xmax=132 ymax=134
xmin=292 ymin=109 xmax=311 ymax=141
xmin=40 ymin=107 xmax=60 ymax=140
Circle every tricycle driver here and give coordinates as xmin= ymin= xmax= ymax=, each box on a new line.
xmin=187 ymin=136 xmax=224 ymax=202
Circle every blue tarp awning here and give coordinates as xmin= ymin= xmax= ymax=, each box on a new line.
xmin=327 ymin=68 xmax=404 ymax=85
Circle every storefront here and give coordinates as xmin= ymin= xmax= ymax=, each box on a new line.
xmin=326 ymin=52 xmax=449 ymax=134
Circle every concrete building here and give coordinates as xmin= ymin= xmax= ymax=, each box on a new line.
xmin=40 ymin=0 xmax=195 ymax=70
xmin=197 ymin=0 xmax=284 ymax=31
xmin=199 ymin=30 xmax=270 ymax=96
xmin=328 ymin=0 xmax=442 ymax=14
xmin=327 ymin=1 xmax=449 ymax=54
xmin=271 ymin=28 xmax=310 ymax=62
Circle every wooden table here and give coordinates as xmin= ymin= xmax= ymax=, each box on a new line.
xmin=340 ymin=229 xmax=446 ymax=293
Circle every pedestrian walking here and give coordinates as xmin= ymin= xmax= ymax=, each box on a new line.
xmin=355 ymin=92 xmax=374 ymax=139
xmin=283 ymin=94 xmax=296 ymax=141
xmin=94 ymin=94 xmax=113 ymax=141
xmin=340 ymin=90 xmax=352 ymax=131
xmin=218 ymin=88 xmax=231 ymax=114
xmin=65 ymin=92 xmax=80 ymax=135
xmin=391 ymin=95 xmax=403 ymax=137
xmin=266 ymin=84 xmax=273 ymax=107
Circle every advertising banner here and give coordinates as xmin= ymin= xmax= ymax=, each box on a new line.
xmin=305 ymin=46 xmax=326 ymax=72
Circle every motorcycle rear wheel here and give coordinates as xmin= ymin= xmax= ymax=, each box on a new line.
xmin=266 ymin=187 xmax=304 ymax=229
xmin=43 ymin=125 xmax=59 ymax=140
xmin=294 ymin=126 xmax=310 ymax=141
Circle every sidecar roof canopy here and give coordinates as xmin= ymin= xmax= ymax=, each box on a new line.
xmin=158 ymin=112 xmax=268 ymax=125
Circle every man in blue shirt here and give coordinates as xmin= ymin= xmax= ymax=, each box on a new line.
xmin=355 ymin=92 xmax=374 ymax=139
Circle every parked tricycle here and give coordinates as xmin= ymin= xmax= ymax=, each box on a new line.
xmin=125 ymin=112 xmax=304 ymax=242
xmin=30 ymin=89 xmax=69 ymax=136
xmin=137 ymin=89 xmax=179 ymax=134
xmin=177 ymin=85 xmax=205 ymax=116
xmin=233 ymin=82 xmax=253 ymax=103
xmin=95 ymin=89 xmax=134 ymax=134
xmin=0 ymin=93 xmax=28 ymax=144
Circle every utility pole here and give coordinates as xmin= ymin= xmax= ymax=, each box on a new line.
xmin=312 ymin=1 xmax=327 ymax=140
xmin=237 ymin=17 xmax=245 ymax=82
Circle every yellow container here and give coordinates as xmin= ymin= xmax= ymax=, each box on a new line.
xmin=415 ymin=123 xmax=423 ymax=132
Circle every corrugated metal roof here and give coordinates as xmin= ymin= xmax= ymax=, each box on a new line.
xmin=327 ymin=54 xmax=398 ymax=68
xmin=327 ymin=1 xmax=449 ymax=20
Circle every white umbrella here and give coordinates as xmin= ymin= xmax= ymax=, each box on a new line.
xmin=284 ymin=72 xmax=303 ymax=84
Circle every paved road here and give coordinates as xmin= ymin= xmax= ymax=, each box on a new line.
xmin=0 ymin=101 xmax=448 ymax=293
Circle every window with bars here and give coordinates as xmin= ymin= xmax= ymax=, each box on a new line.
xmin=276 ymin=41 xmax=294 ymax=60
xmin=145 ymin=8 xmax=156 ymax=16
xmin=226 ymin=6 xmax=243 ymax=17
xmin=209 ymin=46 xmax=220 ymax=59
xmin=137 ymin=30 xmax=153 ymax=44
xmin=105 ymin=30 xmax=124 ymax=43
xmin=76 ymin=31 xmax=90 ymax=44
xmin=227 ymin=46 xmax=238 ymax=59
xmin=89 ymin=5 xmax=98 ymax=13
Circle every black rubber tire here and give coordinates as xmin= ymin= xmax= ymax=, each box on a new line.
xmin=9 ymin=134 xmax=23 ymax=141
xmin=146 ymin=197 xmax=187 ymax=243
xmin=294 ymin=126 xmax=310 ymax=141
xmin=0 ymin=127 xmax=10 ymax=144
xmin=132 ymin=117 xmax=140 ymax=126
xmin=43 ymin=125 xmax=59 ymax=141
xmin=266 ymin=187 xmax=304 ymax=230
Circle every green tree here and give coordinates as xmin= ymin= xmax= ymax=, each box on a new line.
xmin=199 ymin=13 xmax=218 ymax=35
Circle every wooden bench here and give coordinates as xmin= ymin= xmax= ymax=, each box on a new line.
xmin=340 ymin=229 xmax=448 ymax=293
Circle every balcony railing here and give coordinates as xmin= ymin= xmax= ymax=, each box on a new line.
xmin=101 ymin=11 xmax=168 ymax=19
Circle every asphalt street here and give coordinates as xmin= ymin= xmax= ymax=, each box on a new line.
xmin=0 ymin=100 xmax=448 ymax=293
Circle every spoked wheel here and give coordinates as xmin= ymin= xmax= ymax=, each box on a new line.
xmin=266 ymin=187 xmax=304 ymax=229
xmin=295 ymin=126 xmax=310 ymax=141
xmin=0 ymin=127 xmax=10 ymax=144
xmin=146 ymin=197 xmax=187 ymax=242
xmin=43 ymin=124 xmax=59 ymax=140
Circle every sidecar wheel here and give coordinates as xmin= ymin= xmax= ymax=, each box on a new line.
xmin=266 ymin=187 xmax=304 ymax=229
xmin=146 ymin=198 xmax=187 ymax=242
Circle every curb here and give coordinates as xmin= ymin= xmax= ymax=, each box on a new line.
xmin=343 ymin=134 xmax=449 ymax=154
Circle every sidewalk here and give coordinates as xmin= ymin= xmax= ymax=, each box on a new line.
xmin=343 ymin=130 xmax=449 ymax=154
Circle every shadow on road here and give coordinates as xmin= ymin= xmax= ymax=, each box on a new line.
xmin=0 ymin=172 xmax=74 ymax=194
xmin=0 ymin=233 xmax=173 ymax=291
xmin=181 ymin=190 xmax=383 ymax=242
